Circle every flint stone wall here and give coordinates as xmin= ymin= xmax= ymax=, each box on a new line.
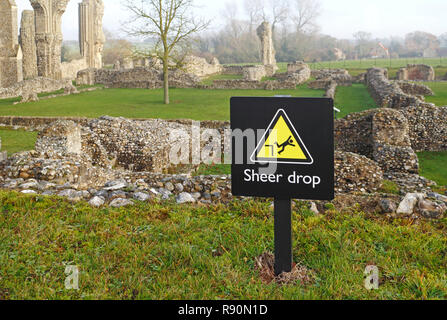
xmin=335 ymin=108 xmax=419 ymax=173
xmin=402 ymin=105 xmax=447 ymax=152
xmin=242 ymin=65 xmax=266 ymax=81
xmin=275 ymin=62 xmax=311 ymax=85
xmin=396 ymin=81 xmax=434 ymax=96
xmin=366 ymin=68 xmax=424 ymax=109
xmin=312 ymin=69 xmax=352 ymax=82
xmin=183 ymin=55 xmax=223 ymax=78
xmin=397 ymin=64 xmax=435 ymax=81
xmin=0 ymin=77 xmax=77 ymax=102
xmin=61 ymin=58 xmax=88 ymax=80
xmin=205 ymin=79 xmax=296 ymax=90
xmin=34 ymin=118 xmax=190 ymax=174
xmin=334 ymin=151 xmax=383 ymax=193
xmin=221 ymin=65 xmax=254 ymax=75
xmin=0 ymin=149 xmax=383 ymax=195
xmin=76 ymin=67 xmax=201 ymax=88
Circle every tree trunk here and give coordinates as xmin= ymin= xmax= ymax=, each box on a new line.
xmin=163 ymin=56 xmax=169 ymax=105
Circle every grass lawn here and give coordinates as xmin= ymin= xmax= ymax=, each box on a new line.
xmin=0 ymin=129 xmax=37 ymax=155
xmin=418 ymin=151 xmax=447 ymax=187
xmin=425 ymin=82 xmax=447 ymax=106
xmin=0 ymin=86 xmax=325 ymax=121
xmin=1 ymin=191 xmax=447 ymax=300
xmin=0 ymin=82 xmax=377 ymax=121
xmin=308 ymin=58 xmax=447 ymax=70
xmin=334 ymin=84 xmax=378 ymax=118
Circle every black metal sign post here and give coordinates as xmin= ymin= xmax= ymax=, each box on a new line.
xmin=230 ymin=97 xmax=334 ymax=277
xmin=274 ymin=198 xmax=292 ymax=275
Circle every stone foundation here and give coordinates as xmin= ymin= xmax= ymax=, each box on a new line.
xmin=335 ymin=108 xmax=419 ymax=174
xmin=61 ymin=58 xmax=88 ymax=80
xmin=395 ymin=81 xmax=434 ymax=96
xmin=76 ymin=67 xmax=201 ymax=88
xmin=366 ymin=68 xmax=424 ymax=109
xmin=0 ymin=77 xmax=77 ymax=102
xmin=397 ymin=64 xmax=435 ymax=81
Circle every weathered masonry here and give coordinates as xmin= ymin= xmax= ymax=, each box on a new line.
xmin=0 ymin=0 xmax=23 ymax=87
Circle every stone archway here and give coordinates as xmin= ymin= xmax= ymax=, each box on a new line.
xmin=29 ymin=0 xmax=104 ymax=80
xmin=30 ymin=0 xmax=70 ymax=79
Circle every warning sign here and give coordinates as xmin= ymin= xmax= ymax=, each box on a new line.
xmin=230 ymin=97 xmax=334 ymax=200
xmin=251 ymin=109 xmax=313 ymax=164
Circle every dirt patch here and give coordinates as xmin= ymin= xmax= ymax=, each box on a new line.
xmin=254 ymin=252 xmax=314 ymax=286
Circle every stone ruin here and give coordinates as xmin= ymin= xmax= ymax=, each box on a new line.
xmin=0 ymin=77 xmax=77 ymax=103
xmin=308 ymin=69 xmax=354 ymax=99
xmin=79 ymin=0 xmax=105 ymax=70
xmin=364 ymin=68 xmax=447 ymax=152
xmin=397 ymin=64 xmax=435 ymax=81
xmin=73 ymin=19 xmax=313 ymax=91
xmin=114 ymin=55 xmax=222 ymax=79
xmin=0 ymin=0 xmax=105 ymax=97
xmin=256 ymin=22 xmax=278 ymax=76
xmin=76 ymin=67 xmax=201 ymax=89
xmin=30 ymin=0 xmax=70 ymax=80
xmin=0 ymin=112 xmax=444 ymax=216
xmin=19 ymin=10 xmax=37 ymax=80
xmin=332 ymin=48 xmax=346 ymax=61
xmin=0 ymin=0 xmax=23 ymax=88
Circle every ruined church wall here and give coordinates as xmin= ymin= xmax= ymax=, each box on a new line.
xmin=61 ymin=58 xmax=88 ymax=80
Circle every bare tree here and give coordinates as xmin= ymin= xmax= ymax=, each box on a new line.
xmin=243 ymin=0 xmax=264 ymax=33
xmin=123 ymin=0 xmax=209 ymax=104
xmin=291 ymin=0 xmax=321 ymax=33
xmin=405 ymin=31 xmax=440 ymax=56
xmin=264 ymin=0 xmax=289 ymax=34
xmin=353 ymin=31 xmax=373 ymax=58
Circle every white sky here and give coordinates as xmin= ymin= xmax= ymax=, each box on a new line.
xmin=14 ymin=0 xmax=447 ymax=41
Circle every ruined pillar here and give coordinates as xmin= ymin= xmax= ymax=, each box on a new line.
xmin=20 ymin=10 xmax=38 ymax=80
xmin=79 ymin=0 xmax=105 ymax=69
xmin=256 ymin=22 xmax=278 ymax=75
xmin=0 ymin=0 xmax=23 ymax=87
xmin=30 ymin=0 xmax=69 ymax=80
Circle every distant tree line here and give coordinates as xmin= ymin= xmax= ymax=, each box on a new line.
xmin=73 ymin=0 xmax=447 ymax=66
xmin=190 ymin=0 xmax=447 ymax=64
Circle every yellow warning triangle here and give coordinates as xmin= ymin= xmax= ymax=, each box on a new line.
xmin=251 ymin=109 xmax=313 ymax=164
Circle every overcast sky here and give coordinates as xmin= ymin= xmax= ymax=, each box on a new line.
xmin=15 ymin=0 xmax=447 ymax=41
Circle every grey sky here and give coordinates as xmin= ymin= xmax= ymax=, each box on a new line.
xmin=15 ymin=0 xmax=447 ymax=41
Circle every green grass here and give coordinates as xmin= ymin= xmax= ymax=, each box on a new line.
xmin=418 ymin=152 xmax=447 ymax=187
xmin=0 ymin=86 xmax=325 ymax=121
xmin=194 ymin=164 xmax=231 ymax=176
xmin=425 ymin=82 xmax=447 ymax=106
xmin=0 ymin=191 xmax=447 ymax=300
xmin=334 ymin=84 xmax=378 ymax=118
xmin=0 ymin=129 xmax=37 ymax=155
xmin=0 ymin=82 xmax=376 ymax=121
xmin=379 ymin=180 xmax=401 ymax=195
xmin=308 ymin=58 xmax=447 ymax=70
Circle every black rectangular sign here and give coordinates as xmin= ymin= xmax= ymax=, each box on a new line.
xmin=231 ymin=97 xmax=334 ymax=201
